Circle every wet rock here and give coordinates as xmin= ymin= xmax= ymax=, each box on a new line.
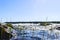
xmin=56 ymin=27 xmax=60 ymax=30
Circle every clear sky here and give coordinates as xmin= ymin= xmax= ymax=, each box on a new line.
xmin=0 ymin=0 xmax=60 ymax=22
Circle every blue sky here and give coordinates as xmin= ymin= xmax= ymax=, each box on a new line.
xmin=0 ymin=0 xmax=60 ymax=22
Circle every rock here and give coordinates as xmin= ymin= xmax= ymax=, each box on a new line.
xmin=0 ymin=27 xmax=12 ymax=40
xmin=56 ymin=27 xmax=60 ymax=30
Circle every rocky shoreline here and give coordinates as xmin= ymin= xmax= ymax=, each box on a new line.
xmin=0 ymin=23 xmax=13 ymax=40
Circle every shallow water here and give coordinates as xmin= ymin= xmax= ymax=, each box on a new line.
xmin=10 ymin=29 xmax=60 ymax=40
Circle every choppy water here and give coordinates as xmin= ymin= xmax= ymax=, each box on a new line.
xmin=10 ymin=29 xmax=60 ymax=40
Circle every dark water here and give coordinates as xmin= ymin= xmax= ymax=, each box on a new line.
xmin=10 ymin=30 xmax=60 ymax=40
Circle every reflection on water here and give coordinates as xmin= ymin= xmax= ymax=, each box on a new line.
xmin=10 ymin=29 xmax=60 ymax=40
